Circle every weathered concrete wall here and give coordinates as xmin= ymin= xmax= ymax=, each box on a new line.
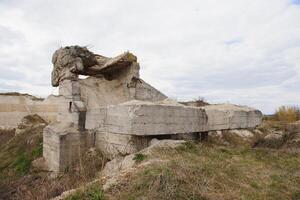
xmin=78 ymin=61 xmax=166 ymax=110
xmin=0 ymin=94 xmax=61 ymax=128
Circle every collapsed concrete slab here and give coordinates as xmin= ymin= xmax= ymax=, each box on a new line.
xmin=90 ymin=100 xmax=207 ymax=135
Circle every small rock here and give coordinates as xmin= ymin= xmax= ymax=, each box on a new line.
xmin=230 ymin=129 xmax=254 ymax=138
xmin=32 ymin=157 xmax=48 ymax=171
xmin=264 ymin=133 xmax=282 ymax=140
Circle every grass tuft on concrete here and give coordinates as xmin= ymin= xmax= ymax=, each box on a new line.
xmin=133 ymin=153 xmax=147 ymax=163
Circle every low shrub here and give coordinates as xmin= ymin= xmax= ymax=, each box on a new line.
xmin=274 ymin=106 xmax=300 ymax=122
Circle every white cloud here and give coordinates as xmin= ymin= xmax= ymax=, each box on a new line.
xmin=0 ymin=0 xmax=299 ymax=113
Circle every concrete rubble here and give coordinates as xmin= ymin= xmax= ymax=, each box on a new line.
xmin=100 ymin=139 xmax=186 ymax=191
xmin=0 ymin=46 xmax=263 ymax=173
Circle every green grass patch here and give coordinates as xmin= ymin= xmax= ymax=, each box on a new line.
xmin=176 ymin=141 xmax=199 ymax=154
xmin=12 ymin=153 xmax=31 ymax=175
xmin=65 ymin=186 xmax=105 ymax=200
xmin=0 ymin=124 xmax=46 ymax=179
xmin=133 ymin=153 xmax=147 ymax=163
xmin=10 ymin=136 xmax=43 ymax=175
xmin=31 ymin=137 xmax=43 ymax=158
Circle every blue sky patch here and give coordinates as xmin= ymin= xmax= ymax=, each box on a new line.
xmin=290 ymin=0 xmax=300 ymax=5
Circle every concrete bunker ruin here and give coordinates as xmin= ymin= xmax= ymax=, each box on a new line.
xmin=0 ymin=46 xmax=263 ymax=173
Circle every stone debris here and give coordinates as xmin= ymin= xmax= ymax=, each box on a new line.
xmin=229 ymin=129 xmax=254 ymax=138
xmin=208 ymin=129 xmax=260 ymax=146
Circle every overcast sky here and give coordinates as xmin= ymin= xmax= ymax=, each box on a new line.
xmin=0 ymin=0 xmax=300 ymax=114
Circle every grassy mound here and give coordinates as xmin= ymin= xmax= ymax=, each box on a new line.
xmin=100 ymin=143 xmax=300 ymax=200
xmin=0 ymin=114 xmax=108 ymax=199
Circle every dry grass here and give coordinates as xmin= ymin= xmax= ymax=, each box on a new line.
xmin=105 ymin=142 xmax=300 ymax=200
xmin=0 ymin=145 xmax=107 ymax=200
xmin=0 ymin=128 xmax=15 ymax=147
xmin=255 ymin=117 xmax=300 ymax=149
xmin=180 ymin=97 xmax=210 ymax=107
xmin=0 ymin=124 xmax=46 ymax=175
xmin=65 ymin=184 xmax=106 ymax=200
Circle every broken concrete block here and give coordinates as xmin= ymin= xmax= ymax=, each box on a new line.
xmin=203 ymin=104 xmax=262 ymax=131
xmin=42 ymin=123 xmax=96 ymax=173
xmin=95 ymin=131 xmax=150 ymax=158
xmin=43 ymin=123 xmax=80 ymax=172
